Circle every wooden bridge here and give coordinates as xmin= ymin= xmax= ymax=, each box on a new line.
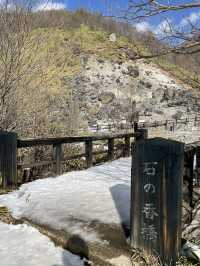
xmin=0 ymin=130 xmax=145 ymax=188
xmin=0 ymin=128 xmax=199 ymax=191
xmin=0 ymin=128 xmax=200 ymax=265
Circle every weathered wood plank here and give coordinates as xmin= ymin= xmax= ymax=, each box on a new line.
xmin=17 ymin=160 xmax=54 ymax=169
xmin=123 ymin=136 xmax=131 ymax=157
xmin=53 ymin=143 xmax=63 ymax=175
xmin=0 ymin=132 xmax=17 ymax=188
xmin=85 ymin=140 xmax=93 ymax=168
xmin=17 ymin=132 xmax=140 ymax=148
xmin=135 ymin=128 xmax=148 ymax=141
xmin=131 ymin=137 xmax=184 ymax=265
xmin=108 ymin=138 xmax=114 ymax=161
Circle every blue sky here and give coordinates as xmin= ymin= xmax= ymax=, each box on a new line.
xmin=34 ymin=0 xmax=200 ymax=35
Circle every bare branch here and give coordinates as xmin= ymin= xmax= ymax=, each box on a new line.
xmin=126 ymin=1 xmax=200 ymax=21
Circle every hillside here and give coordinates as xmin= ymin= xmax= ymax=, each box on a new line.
xmin=20 ymin=26 xmax=198 ymax=134
xmin=16 ymin=25 xmax=150 ymax=137
xmin=6 ymin=9 xmax=200 ymax=139
xmin=33 ymin=25 xmax=149 ymax=85
xmin=31 ymin=9 xmax=200 ymax=78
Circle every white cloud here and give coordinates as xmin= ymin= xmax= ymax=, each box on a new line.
xmin=34 ymin=2 xmax=66 ymax=12
xmin=154 ymin=19 xmax=172 ymax=36
xmin=180 ymin=11 xmax=200 ymax=27
xmin=135 ymin=21 xmax=152 ymax=32
xmin=135 ymin=19 xmax=172 ymax=36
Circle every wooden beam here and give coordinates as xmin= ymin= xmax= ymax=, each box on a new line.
xmin=85 ymin=140 xmax=93 ymax=168
xmin=108 ymin=138 xmax=114 ymax=161
xmin=53 ymin=143 xmax=63 ymax=175
xmin=18 ymin=132 xmax=140 ymax=148
xmin=130 ymin=138 xmax=184 ymax=265
xmin=0 ymin=132 xmax=17 ymax=188
xmin=124 ymin=136 xmax=131 ymax=157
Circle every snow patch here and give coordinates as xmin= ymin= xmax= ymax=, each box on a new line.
xmin=0 ymin=158 xmax=132 ymax=242
xmin=0 ymin=221 xmax=83 ymax=266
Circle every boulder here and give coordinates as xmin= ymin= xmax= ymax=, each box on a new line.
xmin=109 ymin=33 xmax=117 ymax=42
xmin=127 ymin=65 xmax=139 ymax=78
xmin=97 ymin=58 xmax=105 ymax=64
xmin=181 ymin=240 xmax=200 ymax=262
xmin=126 ymin=50 xmax=138 ymax=60
xmin=154 ymin=109 xmax=164 ymax=115
xmin=139 ymin=79 xmax=152 ymax=89
xmin=88 ymin=105 xmax=99 ymax=116
xmin=172 ymin=111 xmax=183 ymax=120
xmin=80 ymin=54 xmax=89 ymax=68
xmin=98 ymin=92 xmax=116 ymax=104
xmin=152 ymin=88 xmax=164 ymax=100
xmin=145 ymin=70 xmax=152 ymax=76
xmin=161 ymin=88 xmax=175 ymax=101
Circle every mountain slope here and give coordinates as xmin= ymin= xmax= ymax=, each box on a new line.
xmin=15 ymin=21 xmax=200 ymax=138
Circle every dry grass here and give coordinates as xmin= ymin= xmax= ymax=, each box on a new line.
xmin=0 ymin=206 xmax=15 ymax=224
xmin=154 ymin=57 xmax=200 ymax=90
xmin=130 ymin=249 xmax=199 ymax=266
xmin=130 ymin=251 xmax=162 ymax=265
xmin=0 ymin=188 xmax=15 ymax=224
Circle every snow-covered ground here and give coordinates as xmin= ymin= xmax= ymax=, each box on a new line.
xmin=0 ymin=221 xmax=83 ymax=266
xmin=0 ymin=158 xmax=132 ymax=242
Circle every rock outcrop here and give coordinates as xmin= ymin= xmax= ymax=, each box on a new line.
xmin=183 ymin=188 xmax=200 ymax=242
xmin=67 ymin=57 xmax=200 ymax=128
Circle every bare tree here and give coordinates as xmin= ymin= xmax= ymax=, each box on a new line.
xmin=107 ymin=1 xmax=200 ymax=88
xmin=122 ymin=1 xmax=200 ymax=55
xmin=125 ymin=1 xmax=200 ymax=18
xmin=0 ymin=1 xmax=40 ymax=131
xmin=0 ymin=0 xmax=68 ymax=137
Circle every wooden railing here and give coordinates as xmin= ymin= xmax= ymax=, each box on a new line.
xmin=15 ymin=131 xmax=144 ymax=186
xmin=1 ymin=128 xmax=199 ymax=190
xmin=88 ymin=116 xmax=200 ymax=133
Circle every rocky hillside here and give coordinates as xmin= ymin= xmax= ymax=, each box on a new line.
xmin=16 ymin=23 xmax=200 ymax=140
xmin=70 ymin=56 xmax=199 ymax=127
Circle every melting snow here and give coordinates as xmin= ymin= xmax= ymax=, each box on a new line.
xmin=0 ymin=221 xmax=83 ymax=266
xmin=0 ymin=158 xmax=132 ymax=242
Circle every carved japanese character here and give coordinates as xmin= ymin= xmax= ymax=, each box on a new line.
xmin=142 ymin=203 xmax=158 ymax=220
xmin=141 ymin=224 xmax=158 ymax=241
xmin=143 ymin=162 xmax=158 ymax=176
xmin=144 ymin=183 xmax=156 ymax=194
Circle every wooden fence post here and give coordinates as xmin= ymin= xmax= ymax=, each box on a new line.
xmin=135 ymin=128 xmax=148 ymax=142
xmin=165 ymin=120 xmax=168 ymax=130
xmin=53 ymin=143 xmax=63 ymax=175
xmin=134 ymin=122 xmax=138 ymax=132
xmin=123 ymin=136 xmax=131 ymax=157
xmin=0 ymin=132 xmax=17 ymax=188
xmin=130 ymin=137 xmax=184 ymax=265
xmin=108 ymin=138 xmax=114 ymax=161
xmin=85 ymin=139 xmax=93 ymax=168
